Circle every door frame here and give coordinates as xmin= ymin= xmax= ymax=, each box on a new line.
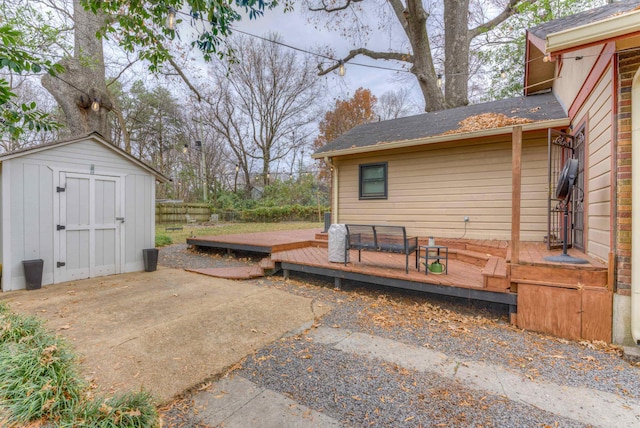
xmin=52 ymin=168 xmax=126 ymax=284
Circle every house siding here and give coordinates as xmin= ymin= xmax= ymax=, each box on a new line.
xmin=336 ymin=134 xmax=548 ymax=241
xmin=615 ymin=50 xmax=640 ymax=293
xmin=573 ymin=64 xmax=614 ymax=262
xmin=553 ymin=45 xmax=603 ymax=111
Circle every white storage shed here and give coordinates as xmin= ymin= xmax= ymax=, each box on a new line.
xmin=0 ymin=132 xmax=169 ymax=291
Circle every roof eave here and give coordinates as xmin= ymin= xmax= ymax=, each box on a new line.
xmin=0 ymin=133 xmax=171 ymax=183
xmin=311 ymin=118 xmax=570 ymax=159
xmin=546 ymin=9 xmax=640 ymax=53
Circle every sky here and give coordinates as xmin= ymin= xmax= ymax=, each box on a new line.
xmin=229 ymin=4 xmax=423 ymax=111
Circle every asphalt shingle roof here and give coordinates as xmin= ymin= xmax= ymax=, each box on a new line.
xmin=314 ymin=92 xmax=567 ymax=155
xmin=529 ymin=0 xmax=640 ymax=40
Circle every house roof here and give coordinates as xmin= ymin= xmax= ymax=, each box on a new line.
xmin=529 ymin=0 xmax=640 ymax=41
xmin=313 ymin=93 xmax=569 ymax=158
xmin=0 ymin=132 xmax=171 ymax=183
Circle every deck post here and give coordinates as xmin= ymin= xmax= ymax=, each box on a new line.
xmin=334 ymin=277 xmax=342 ymax=290
xmin=283 ymin=269 xmax=289 ymax=280
xmin=511 ymin=126 xmax=522 ymax=265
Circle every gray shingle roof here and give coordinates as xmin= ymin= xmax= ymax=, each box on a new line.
xmin=314 ymin=93 xmax=567 ymax=155
xmin=529 ymin=0 xmax=640 ymax=40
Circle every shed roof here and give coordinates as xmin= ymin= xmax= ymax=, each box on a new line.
xmin=313 ymin=93 xmax=568 ymax=158
xmin=529 ymin=0 xmax=640 ymax=40
xmin=0 ymin=132 xmax=170 ymax=183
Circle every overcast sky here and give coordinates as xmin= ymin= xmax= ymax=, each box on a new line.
xmin=231 ymin=4 xmax=423 ymax=111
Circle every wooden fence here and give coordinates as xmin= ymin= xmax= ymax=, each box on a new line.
xmin=156 ymin=203 xmax=212 ymax=224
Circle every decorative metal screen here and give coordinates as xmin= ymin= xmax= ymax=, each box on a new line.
xmin=572 ymin=126 xmax=585 ymax=251
xmin=547 ymin=130 xmax=574 ymax=250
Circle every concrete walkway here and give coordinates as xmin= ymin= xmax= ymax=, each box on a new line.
xmin=190 ymin=327 xmax=640 ymax=427
xmin=0 ymin=268 xmax=329 ymax=403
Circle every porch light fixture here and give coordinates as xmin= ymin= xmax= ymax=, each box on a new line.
xmin=338 ymin=60 xmax=345 ymax=77
xmin=436 ymin=74 xmax=443 ymax=88
xmin=542 ymin=53 xmax=552 ymax=62
xmin=167 ymin=7 xmax=177 ymax=30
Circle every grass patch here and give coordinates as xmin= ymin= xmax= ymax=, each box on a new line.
xmin=157 ymin=221 xmax=322 ymax=245
xmin=155 ymin=233 xmax=173 ymax=247
xmin=0 ymin=303 xmax=159 ymax=427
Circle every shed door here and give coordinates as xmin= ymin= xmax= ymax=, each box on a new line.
xmin=57 ymin=172 xmax=123 ymax=282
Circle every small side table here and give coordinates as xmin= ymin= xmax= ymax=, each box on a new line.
xmin=419 ymin=245 xmax=449 ymax=275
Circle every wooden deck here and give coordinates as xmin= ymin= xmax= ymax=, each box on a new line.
xmin=188 ymin=229 xmax=618 ymax=340
xmin=196 ymin=230 xmax=618 ymax=341
xmin=187 ymin=229 xmax=323 ymax=254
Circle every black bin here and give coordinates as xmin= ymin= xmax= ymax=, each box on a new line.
xmin=22 ymin=259 xmax=44 ymax=290
xmin=143 ymin=248 xmax=159 ymax=272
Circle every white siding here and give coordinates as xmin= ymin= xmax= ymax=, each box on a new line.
xmin=574 ymin=65 xmax=614 ymax=262
xmin=336 ymin=134 xmax=548 ymax=241
xmin=124 ymin=173 xmax=155 ymax=272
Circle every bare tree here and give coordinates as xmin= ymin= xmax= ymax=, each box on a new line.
xmin=205 ymin=34 xmax=322 ymax=188
xmin=310 ymin=0 xmax=530 ymax=111
xmin=377 ymin=87 xmax=419 ymax=120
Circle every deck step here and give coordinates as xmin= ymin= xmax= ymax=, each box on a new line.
xmin=187 ymin=266 xmax=265 ymax=280
xmin=315 ymin=233 xmax=328 ymax=241
xmin=450 ymin=248 xmax=491 ymax=267
xmin=481 ymin=256 xmax=510 ymax=291
xmin=481 ymin=256 xmax=507 ymax=278
xmin=259 ymin=257 xmax=276 ymax=270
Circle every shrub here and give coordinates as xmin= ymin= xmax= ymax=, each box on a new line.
xmin=63 ymin=391 xmax=159 ymax=428
xmin=0 ymin=313 xmax=84 ymax=424
xmin=0 ymin=306 xmax=159 ymax=427
xmin=155 ymin=234 xmax=172 ymax=247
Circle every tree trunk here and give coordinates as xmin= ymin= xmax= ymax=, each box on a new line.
xmin=444 ymin=0 xmax=470 ymax=108
xmin=399 ymin=0 xmax=446 ymax=112
xmin=42 ymin=0 xmax=111 ymax=138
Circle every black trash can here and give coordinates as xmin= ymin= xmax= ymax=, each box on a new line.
xmin=143 ymin=248 xmax=159 ymax=272
xmin=22 ymin=259 xmax=44 ymax=290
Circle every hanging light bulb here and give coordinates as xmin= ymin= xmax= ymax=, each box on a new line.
xmin=167 ymin=7 xmax=177 ymax=30
xmin=338 ymin=60 xmax=345 ymax=77
xmin=235 ymin=164 xmax=239 ymax=173
xmin=436 ymin=74 xmax=443 ymax=88
xmin=542 ymin=53 xmax=552 ymax=62
xmin=91 ymin=98 xmax=100 ymax=112
xmin=182 ymin=144 xmax=188 ymax=154
xmin=500 ymin=69 xmax=506 ymax=80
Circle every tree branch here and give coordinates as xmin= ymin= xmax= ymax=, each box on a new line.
xmin=468 ymin=0 xmax=535 ymax=40
xmin=318 ymin=48 xmax=412 ymax=75
xmin=167 ymin=56 xmax=203 ymax=102
xmin=309 ymin=0 xmax=364 ymax=12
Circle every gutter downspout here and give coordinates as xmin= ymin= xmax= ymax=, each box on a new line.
xmin=324 ymin=156 xmax=338 ymax=224
xmin=632 ymin=68 xmax=640 ymax=344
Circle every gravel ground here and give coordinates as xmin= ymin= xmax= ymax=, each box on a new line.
xmin=159 ymin=244 xmax=640 ymax=427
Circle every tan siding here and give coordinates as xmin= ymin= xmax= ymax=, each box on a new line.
xmin=337 ymin=136 xmax=548 ymax=241
xmin=553 ymin=45 xmax=603 ymax=110
xmin=574 ymin=65 xmax=613 ymax=261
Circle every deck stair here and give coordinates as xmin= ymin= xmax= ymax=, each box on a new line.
xmin=188 ymin=256 xmax=280 ymax=280
xmin=481 ymin=256 xmax=509 ymax=291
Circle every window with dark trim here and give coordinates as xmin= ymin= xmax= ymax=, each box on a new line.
xmin=359 ymin=162 xmax=388 ymax=199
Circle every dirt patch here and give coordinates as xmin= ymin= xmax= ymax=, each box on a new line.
xmin=0 ymin=267 xmax=329 ymax=404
